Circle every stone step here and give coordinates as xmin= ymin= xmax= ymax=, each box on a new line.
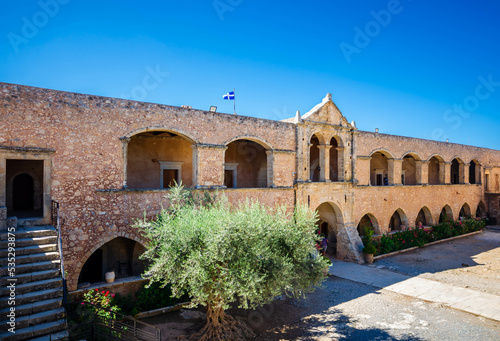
xmin=0 ymin=259 xmax=60 ymax=276
xmin=0 ymin=251 xmax=60 ymax=267
xmin=0 ymin=226 xmax=57 ymax=240
xmin=0 ymin=244 xmax=58 ymax=257
xmin=0 ymin=269 xmax=60 ymax=286
xmin=0 ymin=298 xmax=63 ymax=318
xmin=0 ymin=307 xmax=66 ymax=332
xmin=0 ymin=318 xmax=67 ymax=341
xmin=0 ymin=236 xmax=58 ymax=248
xmin=28 ymin=330 xmax=69 ymax=341
xmin=0 ymin=288 xmax=62 ymax=309
xmin=0 ymin=278 xmax=62 ymax=296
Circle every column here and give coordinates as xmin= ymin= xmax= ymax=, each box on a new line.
xmin=338 ymin=146 xmax=345 ymax=182
xmin=120 ymin=137 xmax=130 ymax=188
xmin=443 ymin=162 xmax=451 ymax=184
xmin=193 ymin=144 xmax=226 ymax=188
xmin=391 ymin=159 xmax=404 ymax=185
xmin=420 ymin=161 xmax=429 ymax=185
xmin=463 ymin=163 xmax=470 ymax=184
xmin=266 ymin=150 xmax=276 ymax=188
xmin=317 ymin=145 xmax=331 ymax=182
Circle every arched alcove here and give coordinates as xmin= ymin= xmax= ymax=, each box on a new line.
xmin=224 ymin=139 xmax=268 ymax=188
xmin=459 ymin=203 xmax=471 ymax=219
xmin=428 ymin=156 xmax=444 ymax=185
xmin=415 ymin=207 xmax=433 ymax=227
xmin=402 ymin=155 xmax=418 ymax=185
xmin=476 ymin=201 xmax=486 ymax=218
xmin=439 ymin=205 xmax=454 ymax=223
xmin=127 ymin=130 xmax=194 ymax=189
xmin=78 ymin=237 xmax=147 ymax=285
xmin=357 ymin=213 xmax=380 ymax=236
xmin=370 ymin=151 xmax=390 ymax=186
xmin=389 ymin=209 xmax=408 ymax=232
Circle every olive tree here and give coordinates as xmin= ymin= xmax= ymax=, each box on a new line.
xmin=137 ymin=185 xmax=329 ymax=340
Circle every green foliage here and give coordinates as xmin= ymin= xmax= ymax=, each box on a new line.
xmin=362 ymin=243 xmax=376 ymax=254
xmin=372 ymin=218 xmax=485 ymax=256
xmin=82 ymin=289 xmax=120 ymax=322
xmin=136 ymin=184 xmax=329 ymax=313
xmin=114 ymin=282 xmax=189 ymax=316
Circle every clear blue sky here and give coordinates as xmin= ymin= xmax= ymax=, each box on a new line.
xmin=1 ymin=0 xmax=500 ymax=149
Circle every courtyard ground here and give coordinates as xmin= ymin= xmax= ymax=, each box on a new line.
xmin=141 ymin=227 xmax=500 ymax=340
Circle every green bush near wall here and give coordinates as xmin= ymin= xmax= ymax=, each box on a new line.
xmin=370 ymin=218 xmax=486 ymax=256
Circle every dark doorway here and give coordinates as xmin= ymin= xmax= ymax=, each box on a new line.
xmin=13 ymin=174 xmax=34 ymax=211
xmin=224 ymin=170 xmax=234 ymax=188
xmin=79 ymin=249 xmax=103 ymax=284
xmin=7 ymin=160 xmax=44 ymax=218
xmin=162 ymin=169 xmax=178 ymax=188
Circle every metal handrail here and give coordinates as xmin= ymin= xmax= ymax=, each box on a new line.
xmin=52 ymin=200 xmax=67 ymax=305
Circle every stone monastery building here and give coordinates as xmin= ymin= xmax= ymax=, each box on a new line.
xmin=1 ymin=82 xmax=500 ymax=294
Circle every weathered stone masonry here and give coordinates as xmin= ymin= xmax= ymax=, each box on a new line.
xmin=1 ymin=82 xmax=499 ymax=292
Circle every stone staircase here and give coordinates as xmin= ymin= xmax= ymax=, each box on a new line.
xmin=0 ymin=223 xmax=68 ymax=341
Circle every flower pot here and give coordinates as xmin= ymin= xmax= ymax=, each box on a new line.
xmin=364 ymin=253 xmax=374 ymax=264
xmin=105 ymin=271 xmax=115 ymax=283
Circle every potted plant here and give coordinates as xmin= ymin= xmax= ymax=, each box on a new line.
xmin=363 ymin=243 xmax=376 ymax=264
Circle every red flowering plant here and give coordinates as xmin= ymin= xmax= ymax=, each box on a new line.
xmin=81 ymin=288 xmax=120 ymax=323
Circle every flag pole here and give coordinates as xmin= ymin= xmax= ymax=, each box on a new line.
xmin=233 ymin=88 xmax=236 ymax=115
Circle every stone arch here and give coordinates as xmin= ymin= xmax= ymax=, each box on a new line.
xmin=415 ymin=206 xmax=433 ymax=227
xmin=401 ymin=151 xmax=422 ymax=161
xmin=72 ymin=232 xmax=148 ymax=289
xmin=307 ymin=131 xmax=327 ymax=145
xmin=123 ymin=126 xmax=199 ymax=144
xmin=126 ymin=129 xmax=195 ymax=188
xmin=476 ymin=201 xmax=487 ymax=218
xmin=428 ymin=154 xmax=445 ymax=185
xmin=459 ymin=203 xmax=471 ymax=219
xmin=225 ymin=139 xmax=268 ymax=188
xmin=369 ymin=149 xmax=394 ymax=186
xmin=439 ymin=205 xmax=454 ymax=223
xmin=315 ymin=202 xmax=344 ymax=257
xmin=224 ymin=135 xmax=273 ymax=150
xmin=357 ymin=213 xmax=381 ymax=236
xmin=450 ymin=157 xmax=465 ymax=184
xmin=469 ymin=159 xmax=481 ymax=184
xmin=389 ymin=209 xmax=408 ymax=232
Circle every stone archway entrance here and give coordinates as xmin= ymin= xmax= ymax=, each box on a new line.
xmin=315 ymin=202 xmax=343 ymax=258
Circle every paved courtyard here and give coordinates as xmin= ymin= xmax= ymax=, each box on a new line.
xmin=144 ymin=227 xmax=500 ymax=340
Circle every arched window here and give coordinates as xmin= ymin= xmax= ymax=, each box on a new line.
xmin=309 ymin=135 xmax=320 ymax=182
xmin=469 ymin=160 xmax=481 ymax=184
xmin=329 ymin=137 xmax=339 ymax=182
xmin=451 ymin=158 xmax=463 ymax=184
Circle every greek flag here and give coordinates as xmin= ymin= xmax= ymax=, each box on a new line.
xmin=223 ymin=91 xmax=235 ymax=100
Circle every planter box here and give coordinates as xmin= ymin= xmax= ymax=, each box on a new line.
xmin=373 ymin=230 xmax=484 ymax=260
